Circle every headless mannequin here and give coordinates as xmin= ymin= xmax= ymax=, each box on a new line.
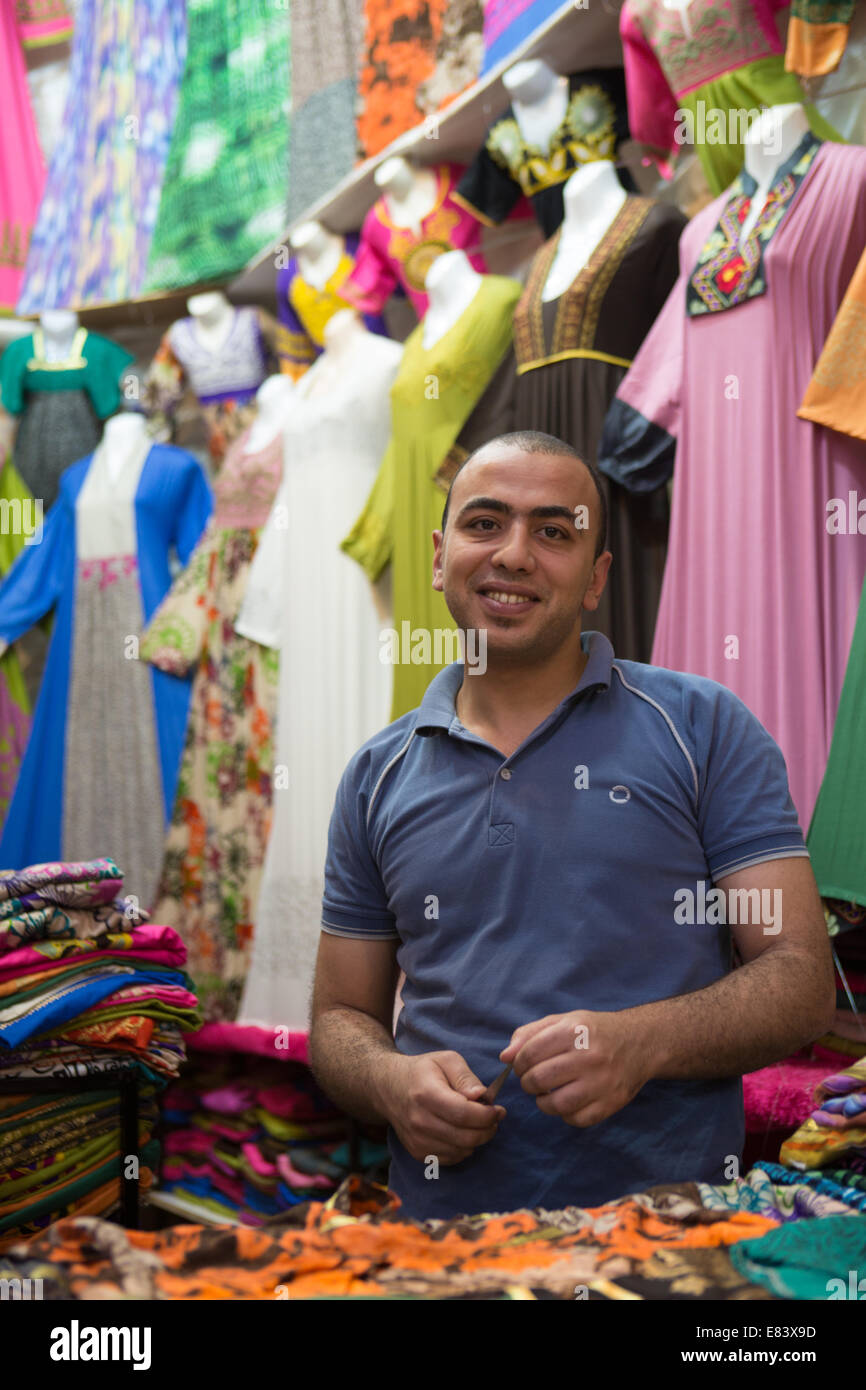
xmin=543 ymin=161 xmax=628 ymax=301
xmin=375 ymin=156 xmax=439 ymax=234
xmin=739 ymin=104 xmax=811 ymax=241
xmin=423 ymin=250 xmax=482 ymax=349
xmin=245 ymin=375 xmax=296 ymax=452
xmin=100 ymin=411 xmax=152 ymax=485
xmin=38 ymin=309 xmax=81 ymax=361
xmin=186 ymin=290 xmax=237 ymax=356
xmin=502 ymin=59 xmax=569 ymax=153
xmin=290 ymin=221 xmax=345 ymax=289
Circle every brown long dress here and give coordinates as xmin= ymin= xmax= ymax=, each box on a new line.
xmin=512 ymin=195 xmax=686 ymax=662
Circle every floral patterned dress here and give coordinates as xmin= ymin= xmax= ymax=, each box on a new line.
xmin=140 ymin=429 xmax=283 ymax=1023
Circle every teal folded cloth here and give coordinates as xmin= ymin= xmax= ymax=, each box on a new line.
xmin=729 ymin=1214 xmax=866 ymax=1299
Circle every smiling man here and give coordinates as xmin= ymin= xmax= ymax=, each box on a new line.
xmin=309 ymin=430 xmax=835 ymax=1219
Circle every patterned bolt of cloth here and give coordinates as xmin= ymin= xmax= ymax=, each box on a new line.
xmin=619 ymin=0 xmax=842 ymax=195
xmin=454 ymin=69 xmax=632 ymax=239
xmin=338 ymin=165 xmax=488 ymax=322
xmin=275 ymin=234 xmax=387 ymax=378
xmin=144 ymin=0 xmax=290 ymax=290
xmin=781 ymin=1056 xmax=866 ymax=1170
xmin=16 ymin=0 xmax=186 ymax=313
xmin=598 ymin=137 xmax=866 ymax=832
xmin=785 ymin=0 xmax=855 ymax=77
xmin=729 ymin=1213 xmax=866 ymax=1299
xmin=286 ymin=0 xmax=363 ymax=224
xmin=479 ymin=0 xmax=563 ymax=76
xmin=0 ymin=444 xmax=212 ymax=908
xmin=142 ymin=307 xmax=279 ymax=465
xmin=1 ymin=1175 xmax=779 ymax=1299
xmin=340 ymin=273 xmax=521 ymax=720
xmin=0 ymin=0 xmax=46 ymax=311
xmin=15 ymin=0 xmax=73 ymax=48
xmin=140 ymin=428 xmax=284 ymax=1025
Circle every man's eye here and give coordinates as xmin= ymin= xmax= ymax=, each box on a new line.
xmin=541 ymin=526 xmax=567 ymax=539
xmin=469 ymin=517 xmax=498 ymax=530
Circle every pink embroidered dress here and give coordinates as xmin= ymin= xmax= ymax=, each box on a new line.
xmin=338 ymin=164 xmax=487 ymax=320
xmin=620 ymin=0 xmax=841 ymax=193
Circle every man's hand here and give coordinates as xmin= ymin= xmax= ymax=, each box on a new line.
xmin=380 ymin=1051 xmax=506 ymax=1164
xmin=500 ymin=1010 xmax=654 ymax=1128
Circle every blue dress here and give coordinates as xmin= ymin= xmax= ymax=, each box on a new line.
xmin=0 ymin=443 xmax=212 ymax=903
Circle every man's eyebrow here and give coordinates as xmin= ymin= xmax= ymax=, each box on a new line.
xmin=456 ymin=497 xmax=578 ymax=523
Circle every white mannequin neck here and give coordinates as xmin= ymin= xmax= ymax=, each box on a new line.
xmin=100 ymin=413 xmax=151 ymax=483
xmin=662 ymin=0 xmax=695 ymax=40
xmin=542 ymin=161 xmax=628 ymax=302
xmin=291 ymin=221 xmax=345 ymax=290
xmin=422 ymin=250 xmax=483 ymax=349
xmin=245 ymin=375 xmax=296 ymax=452
xmin=39 ymin=309 xmax=80 ymax=361
xmin=186 ymin=291 xmax=236 ymax=355
xmin=503 ymin=58 xmax=568 ymax=153
xmin=375 ymin=157 xmax=439 ymax=231
xmin=304 ymin=311 xmax=376 ymax=398
xmin=740 ymin=104 xmax=811 ymax=241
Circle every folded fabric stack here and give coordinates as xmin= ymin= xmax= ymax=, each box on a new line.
xmin=0 ymin=858 xmax=201 ymax=1247
xmin=780 ymin=1054 xmax=866 ymax=1173
xmin=159 ymin=1053 xmax=386 ymax=1224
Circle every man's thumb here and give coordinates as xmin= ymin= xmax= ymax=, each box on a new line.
xmin=437 ymin=1052 xmax=484 ymax=1097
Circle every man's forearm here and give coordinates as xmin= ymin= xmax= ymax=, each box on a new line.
xmin=309 ymin=1006 xmax=402 ymax=1125
xmin=631 ymin=948 xmax=835 ymax=1082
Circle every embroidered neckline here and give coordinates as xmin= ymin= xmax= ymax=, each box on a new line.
xmin=687 ymin=132 xmax=822 ymax=316
xmin=515 ymin=196 xmax=655 ymax=368
xmin=27 ymin=326 xmax=89 ymax=371
xmin=486 ymin=82 xmax=620 ymax=199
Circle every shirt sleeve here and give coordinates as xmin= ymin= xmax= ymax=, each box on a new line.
xmin=340 ymin=438 xmax=396 ymax=582
xmin=453 ymin=131 xmax=523 ymax=227
xmin=691 ymin=683 xmax=809 ymax=882
xmin=338 ymin=208 xmax=399 ymax=316
xmin=0 ymin=339 xmax=28 ymax=416
xmin=0 ymin=493 xmax=69 ymax=643
xmin=172 ymin=453 xmax=213 ymax=566
xmin=321 ymin=751 xmax=398 ymax=940
xmin=275 ymin=265 xmax=317 ymax=377
xmin=620 ymin=2 xmax=679 ymax=156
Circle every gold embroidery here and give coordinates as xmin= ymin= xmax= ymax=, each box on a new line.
xmin=434 ymin=443 xmax=469 ymax=493
xmin=514 ymin=198 xmax=655 ymax=372
xmin=486 ymin=86 xmax=619 ymax=199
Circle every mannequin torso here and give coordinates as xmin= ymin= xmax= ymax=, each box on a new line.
xmin=245 ymin=375 xmax=296 ymax=452
xmin=422 ymin=251 xmax=483 ymax=348
xmin=376 ymin=157 xmax=440 ymax=234
xmin=186 ymin=291 xmax=237 ymax=356
xmin=739 ymin=103 xmax=811 ymax=241
xmin=543 ymin=162 xmax=629 ymax=301
xmin=291 ymin=222 xmax=345 ymax=289
xmin=38 ymin=309 xmax=81 ymax=362
xmin=503 ymin=59 xmax=569 ymax=154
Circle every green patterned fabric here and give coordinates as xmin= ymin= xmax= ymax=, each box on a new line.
xmin=144 ymin=0 xmax=291 ymax=290
xmin=729 ymin=1215 xmax=866 ymax=1300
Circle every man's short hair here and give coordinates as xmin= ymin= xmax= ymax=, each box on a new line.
xmin=440 ymin=430 xmax=608 ymax=561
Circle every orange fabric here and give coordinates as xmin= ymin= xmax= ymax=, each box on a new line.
xmin=798 ymin=246 xmax=866 ymax=441
xmin=785 ymin=16 xmax=851 ymax=77
xmin=10 ymin=1177 xmax=778 ymax=1300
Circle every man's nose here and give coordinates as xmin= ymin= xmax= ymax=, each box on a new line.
xmin=490 ymin=522 xmax=534 ymax=571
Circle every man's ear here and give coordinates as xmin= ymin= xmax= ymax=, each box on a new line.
xmin=432 ymin=528 xmax=444 ymax=592
xmin=581 ymin=550 xmax=613 ymax=612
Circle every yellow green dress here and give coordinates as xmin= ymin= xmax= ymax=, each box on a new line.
xmin=341 ymin=274 xmax=521 ymax=719
xmin=0 ymin=456 xmax=33 ymax=824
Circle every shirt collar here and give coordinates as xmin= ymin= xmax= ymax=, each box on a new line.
xmin=414 ymin=630 xmax=614 ymax=735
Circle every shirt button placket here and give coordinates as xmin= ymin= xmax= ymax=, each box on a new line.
xmin=489 ymin=765 xmax=515 ymax=847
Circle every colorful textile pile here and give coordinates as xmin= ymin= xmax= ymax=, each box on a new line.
xmin=0 ymin=858 xmax=200 ymax=1247
xmin=158 ymin=1053 xmax=376 ymax=1225
xmin=2 ymin=1174 xmax=781 ymax=1299
xmin=781 ymin=1056 xmax=866 ymax=1172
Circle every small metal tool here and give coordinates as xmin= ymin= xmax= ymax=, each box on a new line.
xmin=479 ymin=1062 xmax=512 ymax=1105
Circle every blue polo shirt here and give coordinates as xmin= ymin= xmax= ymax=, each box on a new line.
xmin=321 ymin=632 xmax=808 ymax=1218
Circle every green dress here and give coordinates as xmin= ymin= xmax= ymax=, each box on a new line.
xmin=808 ymin=571 xmax=866 ymax=908
xmin=144 ymin=0 xmax=291 ymax=290
xmin=0 ymin=457 xmax=33 ymax=823
xmin=341 ymin=274 xmax=522 ymax=720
